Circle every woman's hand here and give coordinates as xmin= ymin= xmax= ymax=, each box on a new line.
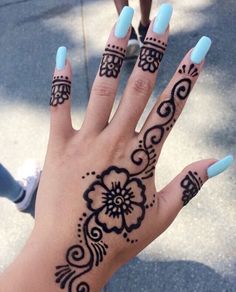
xmin=1 ymin=4 xmax=233 ymax=292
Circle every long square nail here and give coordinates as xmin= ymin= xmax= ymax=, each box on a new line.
xmin=153 ymin=3 xmax=173 ymax=34
xmin=56 ymin=46 xmax=67 ymax=70
xmin=114 ymin=6 xmax=134 ymax=38
xmin=207 ymin=155 xmax=234 ymax=178
xmin=190 ymin=36 xmax=212 ymax=64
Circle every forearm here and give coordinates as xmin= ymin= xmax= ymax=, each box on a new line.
xmin=0 ymin=228 xmax=116 ymax=292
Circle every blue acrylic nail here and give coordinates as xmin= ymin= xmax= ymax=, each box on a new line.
xmin=207 ymin=155 xmax=234 ymax=178
xmin=191 ymin=36 xmax=212 ymax=64
xmin=114 ymin=6 xmax=134 ymax=38
xmin=56 ymin=46 xmax=67 ymax=70
xmin=153 ymin=3 xmax=173 ymax=34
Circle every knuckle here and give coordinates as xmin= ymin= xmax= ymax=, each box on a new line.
xmin=129 ymin=77 xmax=153 ymax=96
xmin=92 ymin=83 xmax=116 ymax=98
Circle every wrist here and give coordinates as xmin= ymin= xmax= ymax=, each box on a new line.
xmin=0 ymin=227 xmax=118 ymax=292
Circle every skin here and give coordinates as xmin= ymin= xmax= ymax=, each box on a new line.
xmin=0 ymin=17 xmax=216 ymax=292
xmin=114 ymin=0 xmax=152 ymax=26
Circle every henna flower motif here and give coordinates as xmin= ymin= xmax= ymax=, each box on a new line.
xmin=138 ymin=47 xmax=163 ymax=73
xmin=84 ymin=166 xmax=146 ymax=234
xmin=99 ymin=54 xmax=123 ymax=78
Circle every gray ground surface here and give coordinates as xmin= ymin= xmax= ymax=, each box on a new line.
xmin=0 ymin=0 xmax=236 ymax=291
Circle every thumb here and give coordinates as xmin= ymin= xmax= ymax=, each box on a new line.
xmin=156 ymin=155 xmax=233 ymax=234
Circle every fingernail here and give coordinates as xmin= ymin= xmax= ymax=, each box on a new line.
xmin=114 ymin=6 xmax=134 ymax=38
xmin=190 ymin=36 xmax=212 ymax=64
xmin=153 ymin=3 xmax=173 ymax=34
xmin=56 ymin=46 xmax=67 ymax=70
xmin=207 ymin=155 xmax=234 ymax=178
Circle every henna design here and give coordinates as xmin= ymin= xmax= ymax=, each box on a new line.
xmin=180 ymin=171 xmax=203 ymax=206
xmin=130 ymin=64 xmax=197 ymax=179
xmin=138 ymin=38 xmax=167 ymax=73
xmin=55 ymin=166 xmax=146 ymax=291
xmin=55 ymin=63 xmax=198 ymax=291
xmin=145 ymin=194 xmax=157 ymax=209
xmin=50 ymin=76 xmax=71 ymax=106
xmin=99 ymin=44 xmax=126 ymax=78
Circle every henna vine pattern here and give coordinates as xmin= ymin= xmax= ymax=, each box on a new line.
xmin=50 ymin=76 xmax=71 ymax=106
xmin=180 ymin=171 xmax=203 ymax=206
xmin=55 ymin=63 xmax=199 ymax=291
xmin=130 ymin=64 xmax=199 ymax=179
xmin=99 ymin=44 xmax=126 ymax=78
xmin=138 ymin=38 xmax=167 ymax=73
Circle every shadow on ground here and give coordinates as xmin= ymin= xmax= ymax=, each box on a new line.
xmin=106 ymin=257 xmax=235 ymax=292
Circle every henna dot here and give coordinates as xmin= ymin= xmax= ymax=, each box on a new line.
xmin=153 ymin=194 xmax=155 ymax=197
xmin=139 ymin=140 xmax=142 ymax=143
xmin=78 ymin=224 xmax=81 ymax=227
xmin=82 ymin=176 xmax=85 ymax=179
xmin=78 ymin=234 xmax=81 ymax=237
xmin=126 ymin=238 xmax=130 ymax=242
xmin=170 ymin=124 xmax=173 ymax=128
xmin=83 ymin=213 xmax=87 ymax=217
xmin=146 ymin=205 xmax=149 ymax=209
xmin=152 ymin=200 xmax=155 ymax=204
xmin=153 ymin=38 xmax=156 ymax=42
xmin=60 ymin=75 xmax=63 ymax=78
xmin=150 ymin=37 xmax=152 ymax=40
xmin=91 ymin=171 xmax=96 ymax=175
xmin=131 ymin=240 xmax=134 ymax=244
xmin=158 ymin=40 xmax=161 ymax=43
xmin=79 ymin=218 xmax=83 ymax=221
xmin=162 ymin=42 xmax=165 ymax=45
xmin=78 ymin=229 xmax=81 ymax=232
xmin=135 ymin=239 xmax=138 ymax=242
xmin=108 ymin=44 xmax=110 ymax=47
xmin=112 ymin=45 xmax=115 ymax=48
xmin=79 ymin=240 xmax=83 ymax=243
xmin=166 ymin=127 xmax=169 ymax=131
xmin=116 ymin=46 xmax=119 ymax=49
xmin=150 ymin=203 xmax=153 ymax=207
xmin=123 ymin=233 xmax=127 ymax=238
xmin=139 ymin=145 xmax=142 ymax=148
xmin=86 ymin=172 xmax=90 ymax=176
xmin=194 ymin=172 xmax=198 ymax=175
xmin=65 ymin=76 xmax=69 ymax=80
xmin=96 ymin=175 xmax=101 ymax=179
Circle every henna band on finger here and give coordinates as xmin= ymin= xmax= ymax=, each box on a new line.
xmin=50 ymin=75 xmax=71 ymax=107
xmin=99 ymin=44 xmax=126 ymax=78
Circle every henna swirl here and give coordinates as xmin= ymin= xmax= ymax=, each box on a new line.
xmin=87 ymin=227 xmax=103 ymax=242
xmin=68 ymin=279 xmax=90 ymax=292
xmin=66 ymin=245 xmax=85 ymax=268
xmin=130 ymin=148 xmax=150 ymax=175
xmin=143 ymin=124 xmax=164 ymax=148
xmin=171 ymin=78 xmax=191 ymax=100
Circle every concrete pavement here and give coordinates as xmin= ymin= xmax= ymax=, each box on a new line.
xmin=0 ymin=0 xmax=236 ymax=291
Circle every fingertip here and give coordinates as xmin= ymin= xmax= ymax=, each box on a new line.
xmin=207 ymin=155 xmax=234 ymax=178
xmin=56 ymin=46 xmax=67 ymax=70
xmin=190 ymin=36 xmax=212 ymax=64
